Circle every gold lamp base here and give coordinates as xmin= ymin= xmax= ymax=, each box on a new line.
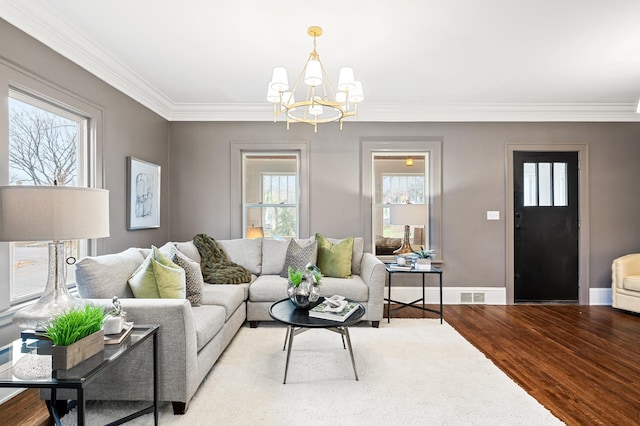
xmin=393 ymin=225 xmax=414 ymax=255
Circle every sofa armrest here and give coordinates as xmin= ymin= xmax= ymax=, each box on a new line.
xmin=359 ymin=252 xmax=387 ymax=321
xmin=85 ymin=298 xmax=198 ymax=403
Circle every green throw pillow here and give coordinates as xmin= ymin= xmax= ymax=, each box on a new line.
xmin=128 ymin=246 xmax=186 ymax=299
xmin=315 ymin=233 xmax=354 ymax=278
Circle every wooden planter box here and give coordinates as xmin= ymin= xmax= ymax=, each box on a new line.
xmin=52 ymin=330 xmax=105 ymax=370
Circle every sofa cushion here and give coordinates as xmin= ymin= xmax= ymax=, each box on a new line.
xmin=623 ymin=275 xmax=640 ymax=292
xmin=217 ymin=238 xmax=262 ymax=275
xmin=128 ymin=246 xmax=186 ymax=299
xmin=249 ymin=275 xmax=289 ymax=302
xmin=200 ymin=284 xmax=245 ymax=320
xmin=319 ymin=276 xmax=369 ymax=302
xmin=158 ymin=243 xmax=204 ymax=307
xmin=280 ymin=239 xmax=318 ymax=277
xmin=75 ymin=248 xmax=143 ymax=299
xmin=261 ymin=239 xmax=289 ymax=275
xmin=190 ymin=305 xmax=226 ymax=352
xmin=316 ymin=233 xmax=354 ymax=278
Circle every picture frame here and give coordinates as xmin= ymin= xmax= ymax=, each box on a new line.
xmin=127 ymin=156 xmax=161 ymax=230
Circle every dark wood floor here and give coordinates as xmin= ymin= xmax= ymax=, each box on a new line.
xmin=2 ymin=305 xmax=639 ymax=425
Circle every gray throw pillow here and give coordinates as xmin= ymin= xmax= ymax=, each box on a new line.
xmin=280 ymin=239 xmax=317 ymax=278
xmin=172 ymin=252 xmax=204 ymax=307
xmin=159 ymin=242 xmax=204 ymax=306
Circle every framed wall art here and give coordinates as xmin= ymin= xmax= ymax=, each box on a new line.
xmin=127 ymin=156 xmax=161 ymax=230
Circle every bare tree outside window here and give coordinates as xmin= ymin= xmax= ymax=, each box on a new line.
xmin=9 ymin=97 xmax=78 ymax=186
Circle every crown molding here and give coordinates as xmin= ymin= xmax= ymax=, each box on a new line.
xmin=2 ymin=2 xmax=639 ymax=123
xmin=0 ymin=1 xmax=174 ymax=120
xmin=169 ymin=102 xmax=640 ymax=122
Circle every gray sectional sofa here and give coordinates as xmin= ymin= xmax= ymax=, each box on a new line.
xmin=68 ymin=236 xmax=386 ymax=414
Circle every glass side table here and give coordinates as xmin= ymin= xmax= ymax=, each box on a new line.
xmin=385 ymin=264 xmax=443 ymax=324
xmin=0 ymin=324 xmax=159 ymax=426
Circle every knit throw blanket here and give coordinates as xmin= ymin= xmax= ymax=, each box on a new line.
xmin=193 ymin=234 xmax=252 ymax=284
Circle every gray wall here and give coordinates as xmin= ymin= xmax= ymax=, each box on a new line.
xmin=0 ymin=19 xmax=170 ymax=252
xmin=169 ymin=121 xmax=640 ymax=290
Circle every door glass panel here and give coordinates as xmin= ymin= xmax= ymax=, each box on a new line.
xmin=553 ymin=162 xmax=568 ymax=207
xmin=538 ymin=163 xmax=552 ymax=206
xmin=523 ymin=163 xmax=537 ymax=206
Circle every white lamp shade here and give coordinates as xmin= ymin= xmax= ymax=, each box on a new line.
xmin=270 ymin=67 xmax=289 ymax=92
xmin=637 ymin=99 xmax=640 ymax=113
xmin=267 ymin=85 xmax=279 ymax=103
xmin=348 ymin=81 xmax=365 ymax=103
xmin=281 ymin=91 xmax=295 ymax=111
xmin=390 ymin=203 xmax=428 ymax=226
xmin=335 ymin=91 xmax=347 ymax=105
xmin=0 ymin=186 xmax=110 ymax=241
xmin=304 ymin=60 xmax=322 ymax=87
xmin=338 ymin=67 xmax=356 ymax=92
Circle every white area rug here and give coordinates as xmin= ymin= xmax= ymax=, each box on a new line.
xmin=62 ymin=319 xmax=563 ymax=425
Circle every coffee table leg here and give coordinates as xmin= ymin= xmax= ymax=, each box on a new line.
xmin=282 ymin=326 xmax=290 ymax=351
xmin=283 ymin=326 xmax=295 ymax=384
xmin=343 ymin=327 xmax=358 ymax=381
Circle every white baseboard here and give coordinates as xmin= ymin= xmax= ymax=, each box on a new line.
xmin=589 ymin=288 xmax=612 ymax=305
xmin=385 ymin=286 xmax=506 ymax=305
xmin=385 ymin=286 xmax=613 ymax=305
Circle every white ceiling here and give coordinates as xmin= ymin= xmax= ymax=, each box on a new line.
xmin=2 ymin=0 xmax=640 ymax=122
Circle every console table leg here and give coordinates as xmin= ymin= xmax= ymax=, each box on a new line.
xmin=387 ymin=274 xmax=392 ymax=323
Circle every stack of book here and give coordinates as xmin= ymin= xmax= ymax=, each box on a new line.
xmin=309 ymin=297 xmax=360 ymax=322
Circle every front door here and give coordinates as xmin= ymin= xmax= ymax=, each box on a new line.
xmin=513 ymin=151 xmax=579 ymax=302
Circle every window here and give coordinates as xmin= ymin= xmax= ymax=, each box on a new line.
xmin=242 ymin=153 xmax=299 ymax=238
xmin=373 ymin=154 xmax=428 ymax=256
xmin=7 ymin=89 xmax=88 ymax=303
xmin=361 ymin=139 xmax=442 ymax=259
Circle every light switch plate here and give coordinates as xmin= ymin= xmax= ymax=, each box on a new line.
xmin=487 ymin=211 xmax=500 ymax=220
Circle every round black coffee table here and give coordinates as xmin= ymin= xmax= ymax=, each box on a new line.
xmin=269 ymin=298 xmax=365 ymax=384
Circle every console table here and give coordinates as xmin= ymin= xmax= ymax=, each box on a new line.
xmin=385 ymin=264 xmax=443 ymax=324
xmin=0 ymin=324 xmax=159 ymax=425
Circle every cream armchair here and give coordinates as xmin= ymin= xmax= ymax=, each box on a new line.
xmin=611 ymin=253 xmax=640 ymax=313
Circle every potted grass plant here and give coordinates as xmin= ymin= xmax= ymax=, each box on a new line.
xmin=43 ymin=304 xmax=106 ymax=370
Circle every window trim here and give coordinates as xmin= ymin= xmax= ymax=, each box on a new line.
xmin=0 ymin=59 xmax=105 ymax=311
xmin=230 ymin=141 xmax=309 ymax=239
xmin=361 ymin=139 xmax=442 ymax=261
xmin=243 ymin=155 xmax=300 ymax=238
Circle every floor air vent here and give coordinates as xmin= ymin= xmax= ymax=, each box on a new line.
xmin=461 ymin=292 xmax=486 ymax=304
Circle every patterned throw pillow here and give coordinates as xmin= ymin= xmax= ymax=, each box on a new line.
xmin=172 ymin=250 xmax=204 ymax=307
xmin=280 ymin=239 xmax=318 ymax=278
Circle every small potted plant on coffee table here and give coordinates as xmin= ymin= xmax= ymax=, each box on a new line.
xmin=413 ymin=247 xmax=434 ymax=270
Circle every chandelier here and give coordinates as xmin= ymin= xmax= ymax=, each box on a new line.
xmin=267 ymin=26 xmax=364 ymax=132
